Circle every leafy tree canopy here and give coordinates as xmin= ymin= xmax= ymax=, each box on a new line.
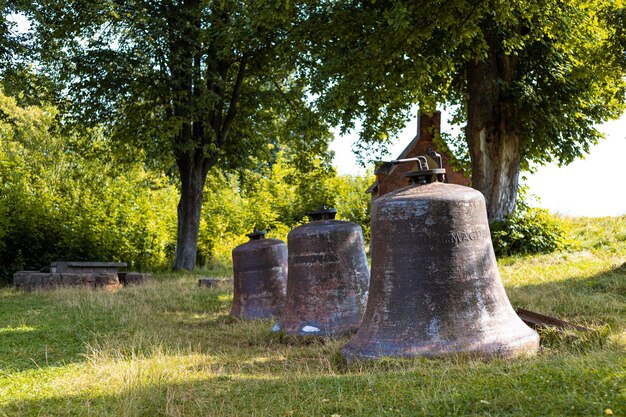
xmin=0 ymin=86 xmax=369 ymax=281
xmin=298 ymin=0 xmax=626 ymax=220
xmin=23 ymin=0 xmax=329 ymax=166
xmin=17 ymin=0 xmax=333 ymax=269
xmin=302 ymin=0 xmax=626 ymax=168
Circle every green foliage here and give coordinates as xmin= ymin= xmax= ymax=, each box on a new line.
xmin=301 ymin=0 xmax=626 ymax=167
xmin=327 ymin=173 xmax=373 ymax=242
xmin=0 ymin=5 xmax=30 ymax=86
xmin=0 ymin=89 xmax=178 ymax=282
xmin=490 ymin=206 xmax=568 ymax=257
xmin=198 ymin=152 xmax=373 ymax=266
xmin=298 ymin=0 xmax=626 ymax=220
xmin=16 ymin=0 xmax=336 ymax=269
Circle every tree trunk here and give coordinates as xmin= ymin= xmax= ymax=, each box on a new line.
xmin=173 ymin=151 xmax=208 ymax=271
xmin=466 ymin=40 xmax=521 ymax=222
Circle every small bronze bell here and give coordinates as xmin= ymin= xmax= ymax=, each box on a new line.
xmin=274 ymin=208 xmax=369 ymax=336
xmin=343 ymin=152 xmax=539 ymax=360
xmin=231 ymin=228 xmax=287 ymax=319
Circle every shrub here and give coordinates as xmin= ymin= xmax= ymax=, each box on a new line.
xmin=490 ymin=206 xmax=568 ymax=257
xmin=196 ymin=153 xmax=373 ymax=268
xmin=0 ymin=90 xmax=178 ymax=284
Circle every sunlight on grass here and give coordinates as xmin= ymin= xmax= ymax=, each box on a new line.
xmin=0 ymin=324 xmax=37 ymax=334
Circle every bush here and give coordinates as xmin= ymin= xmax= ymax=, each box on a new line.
xmin=0 ymin=90 xmax=178 ymax=284
xmin=490 ymin=206 xmax=568 ymax=257
xmin=196 ymin=153 xmax=373 ymax=267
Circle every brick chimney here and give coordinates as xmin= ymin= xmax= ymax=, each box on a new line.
xmin=366 ymin=110 xmax=469 ymax=200
xmin=417 ymin=111 xmax=441 ymax=143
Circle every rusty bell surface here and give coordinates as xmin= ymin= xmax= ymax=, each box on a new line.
xmin=230 ymin=229 xmax=287 ymax=320
xmin=274 ymin=208 xmax=370 ymax=336
xmin=343 ymin=154 xmax=539 ymax=360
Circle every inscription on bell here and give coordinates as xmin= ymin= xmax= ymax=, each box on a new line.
xmin=291 ymin=253 xmax=339 ymax=264
xmin=440 ymin=227 xmax=490 ymax=245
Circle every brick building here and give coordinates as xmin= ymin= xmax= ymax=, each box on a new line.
xmin=366 ymin=111 xmax=469 ymax=200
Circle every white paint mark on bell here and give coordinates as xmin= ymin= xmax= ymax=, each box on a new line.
xmin=302 ymin=325 xmax=320 ymax=333
xmin=427 ymin=317 xmax=440 ymax=340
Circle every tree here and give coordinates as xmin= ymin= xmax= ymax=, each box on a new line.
xmin=20 ymin=0 xmax=330 ymax=269
xmin=1 ymin=3 xmax=55 ymax=106
xmin=196 ymin=149 xmax=372 ymax=266
xmin=300 ymin=0 xmax=626 ymax=220
xmin=0 ymin=2 xmax=26 ymax=76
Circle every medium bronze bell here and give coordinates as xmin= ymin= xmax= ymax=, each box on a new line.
xmin=230 ymin=228 xmax=287 ymax=319
xmin=343 ymin=153 xmax=539 ymax=360
xmin=274 ymin=208 xmax=369 ymax=336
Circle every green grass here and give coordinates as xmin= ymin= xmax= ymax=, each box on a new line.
xmin=1 ymin=217 xmax=625 ymax=416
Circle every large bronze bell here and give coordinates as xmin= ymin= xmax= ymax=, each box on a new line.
xmin=274 ymin=208 xmax=369 ymax=336
xmin=231 ymin=228 xmax=287 ymax=319
xmin=343 ymin=153 xmax=539 ymax=360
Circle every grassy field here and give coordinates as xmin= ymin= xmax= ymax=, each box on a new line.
xmin=0 ymin=216 xmax=624 ymax=416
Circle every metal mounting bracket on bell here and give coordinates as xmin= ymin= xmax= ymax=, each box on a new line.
xmin=245 ymin=227 xmax=268 ymax=240
xmin=392 ymin=149 xmax=447 ymax=184
xmin=307 ymin=206 xmax=338 ymax=221
xmin=342 ymin=154 xmax=539 ymax=360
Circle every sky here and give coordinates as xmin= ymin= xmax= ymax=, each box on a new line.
xmin=330 ymin=111 xmax=626 ymax=217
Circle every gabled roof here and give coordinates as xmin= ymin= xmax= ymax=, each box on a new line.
xmin=394 ymin=133 xmax=422 ymax=161
xmin=365 ymin=181 xmax=378 ymax=194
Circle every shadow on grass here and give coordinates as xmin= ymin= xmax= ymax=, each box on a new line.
xmin=1 ymin=262 xmax=623 ymax=377
xmin=0 ymin=290 xmax=91 ymax=373
xmin=507 ymin=261 xmax=626 ymax=331
xmin=2 ymin=349 xmax=624 ymax=417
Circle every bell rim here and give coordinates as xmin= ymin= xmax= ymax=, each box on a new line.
xmin=341 ymin=329 xmax=540 ymax=361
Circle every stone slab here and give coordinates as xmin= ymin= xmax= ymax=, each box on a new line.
xmin=13 ymin=271 xmax=120 ymax=291
xmin=51 ymin=261 xmax=127 ymax=274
